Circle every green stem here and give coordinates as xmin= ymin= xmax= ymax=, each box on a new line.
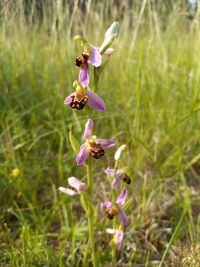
xmin=82 ymin=241 xmax=90 ymax=267
xmin=93 ymin=67 xmax=100 ymax=92
xmin=111 ymin=160 xmax=119 ymax=267
xmin=86 ymin=160 xmax=98 ymax=267
xmin=86 ymin=161 xmax=92 ymax=194
xmin=112 ymin=245 xmax=116 ymax=267
xmin=83 ymin=58 xmax=101 ymax=267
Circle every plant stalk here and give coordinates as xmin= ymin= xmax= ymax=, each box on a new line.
xmin=93 ymin=67 xmax=100 ymax=92
xmin=111 ymin=160 xmax=119 ymax=267
xmin=86 ymin=160 xmax=98 ymax=267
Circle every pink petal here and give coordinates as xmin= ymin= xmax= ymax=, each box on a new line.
xmin=103 ymin=201 xmax=113 ymax=208
xmin=111 ymin=174 xmax=122 ymax=188
xmin=104 ymin=168 xmax=123 ymax=176
xmin=89 ymin=47 xmax=102 ymax=67
xmin=68 ymin=177 xmax=85 ymax=193
xmin=64 ymin=92 xmax=76 ymax=104
xmin=58 ymin=187 xmax=78 ymax=196
xmin=79 ymin=66 xmax=89 ymax=87
xmin=86 ymin=89 xmax=106 ymax=111
xmin=118 ymin=208 xmax=128 ymax=226
xmin=83 ymin=119 xmax=93 ymax=140
xmin=96 ymin=139 xmax=115 ymax=149
xmin=104 ymin=48 xmax=114 ymax=56
xmin=116 ymin=189 xmax=127 ymax=206
xmin=76 ymin=143 xmax=90 ymax=165
xmin=116 ymin=230 xmax=124 ymax=250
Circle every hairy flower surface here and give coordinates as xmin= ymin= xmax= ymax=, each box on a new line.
xmin=103 ymin=189 xmax=128 ymax=226
xmin=75 ymin=46 xmax=102 ymax=86
xmin=59 ymin=177 xmax=85 ymax=195
xmin=76 ymin=119 xmax=115 ymax=165
xmin=105 ymin=168 xmax=131 ymax=188
xmin=64 ymin=81 xmax=105 ymax=111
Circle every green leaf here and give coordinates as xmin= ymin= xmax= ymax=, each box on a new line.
xmin=69 ymin=131 xmax=80 ymax=154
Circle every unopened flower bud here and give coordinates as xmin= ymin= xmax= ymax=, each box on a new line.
xmin=114 ymin=144 xmax=126 ymax=161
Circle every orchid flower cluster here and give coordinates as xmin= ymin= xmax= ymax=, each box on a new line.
xmin=59 ymin=22 xmax=131 ymax=266
xmin=104 ymin=144 xmax=131 ymax=251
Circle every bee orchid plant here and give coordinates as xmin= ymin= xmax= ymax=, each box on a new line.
xmin=59 ymin=22 xmax=132 ymax=267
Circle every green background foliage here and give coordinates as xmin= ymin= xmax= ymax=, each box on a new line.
xmin=0 ymin=1 xmax=200 ymax=266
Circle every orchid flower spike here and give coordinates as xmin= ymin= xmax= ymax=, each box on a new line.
xmin=64 ymin=81 xmax=106 ymax=111
xmin=105 ymin=168 xmax=131 ymax=188
xmin=59 ymin=177 xmax=85 ymax=196
xmin=106 ymin=225 xmax=125 ymax=251
xmin=103 ymin=189 xmax=128 ymax=226
xmin=74 ymin=37 xmax=102 ymax=87
xmin=76 ymin=119 xmax=116 ymax=165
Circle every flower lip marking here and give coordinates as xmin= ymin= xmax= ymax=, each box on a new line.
xmin=70 ymin=83 xmax=88 ymax=110
xmin=70 ymin=94 xmax=88 ymax=110
xmin=106 ymin=204 xmax=119 ymax=220
xmin=75 ymin=49 xmax=90 ymax=68
xmin=90 ymin=145 xmax=104 ymax=159
xmin=67 ymin=185 xmax=78 ymax=193
xmin=121 ymin=173 xmax=131 ymax=184
xmin=88 ymin=135 xmax=105 ymax=159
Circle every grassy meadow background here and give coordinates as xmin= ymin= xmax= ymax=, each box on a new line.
xmin=1 ymin=0 xmax=200 ymax=266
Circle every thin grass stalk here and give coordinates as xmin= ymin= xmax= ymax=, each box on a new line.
xmin=158 ymin=208 xmax=187 ymax=267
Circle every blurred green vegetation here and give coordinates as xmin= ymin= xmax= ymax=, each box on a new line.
xmin=0 ymin=1 xmax=200 ymax=266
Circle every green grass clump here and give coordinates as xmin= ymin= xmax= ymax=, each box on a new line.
xmin=1 ymin=1 xmax=200 ymax=266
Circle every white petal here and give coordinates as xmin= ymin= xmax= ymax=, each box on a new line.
xmin=58 ymin=187 xmax=77 ymax=196
xmin=106 ymin=228 xmax=116 ymax=235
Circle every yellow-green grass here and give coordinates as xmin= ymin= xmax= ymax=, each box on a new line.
xmin=0 ymin=1 xmax=200 ymax=266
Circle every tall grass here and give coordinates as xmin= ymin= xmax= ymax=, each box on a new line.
xmin=1 ymin=1 xmax=200 ymax=266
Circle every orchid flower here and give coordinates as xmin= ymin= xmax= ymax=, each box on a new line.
xmin=74 ymin=34 xmax=115 ymax=86
xmin=75 ymin=46 xmax=115 ymax=86
xmin=76 ymin=119 xmax=115 ymax=165
xmin=103 ymin=189 xmax=128 ymax=226
xmin=75 ymin=46 xmax=102 ymax=87
xmin=59 ymin=177 xmax=85 ymax=196
xmin=64 ymin=81 xmax=106 ymax=111
xmin=106 ymin=227 xmax=124 ymax=251
xmin=105 ymin=168 xmax=131 ymax=188
xmin=106 ymin=225 xmax=137 ymax=251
